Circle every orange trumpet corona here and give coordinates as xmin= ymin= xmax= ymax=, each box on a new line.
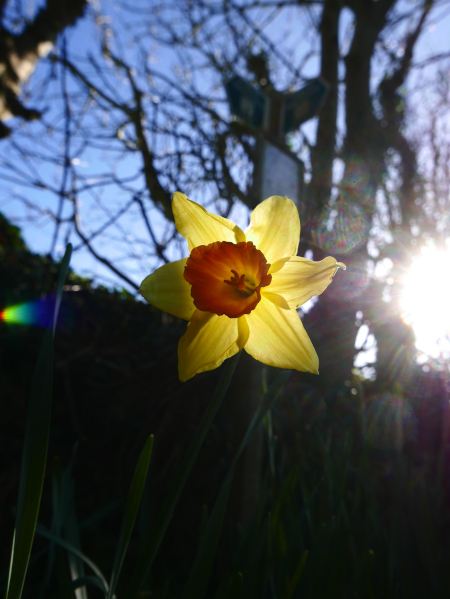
xmin=184 ymin=241 xmax=272 ymax=318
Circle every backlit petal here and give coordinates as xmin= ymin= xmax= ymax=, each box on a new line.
xmin=245 ymin=196 xmax=300 ymax=264
xmin=267 ymin=256 xmax=346 ymax=309
xmin=140 ymin=258 xmax=195 ymax=320
xmin=244 ymin=296 xmax=319 ymax=373
xmin=178 ymin=310 xmax=249 ymax=381
xmin=173 ymin=192 xmax=245 ymax=251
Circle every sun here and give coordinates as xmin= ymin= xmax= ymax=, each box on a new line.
xmin=400 ymin=245 xmax=450 ymax=362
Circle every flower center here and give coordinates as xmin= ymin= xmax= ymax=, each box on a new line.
xmin=224 ymin=270 xmax=256 ymax=297
xmin=184 ymin=241 xmax=272 ymax=318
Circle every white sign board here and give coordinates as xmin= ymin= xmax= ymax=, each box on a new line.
xmin=260 ymin=140 xmax=302 ymax=205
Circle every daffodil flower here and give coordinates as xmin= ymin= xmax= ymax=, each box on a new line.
xmin=140 ymin=192 xmax=345 ymax=381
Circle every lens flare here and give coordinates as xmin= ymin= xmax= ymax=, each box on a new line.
xmin=400 ymin=246 xmax=450 ymax=363
xmin=311 ymin=196 xmax=369 ymax=255
xmin=0 ymin=297 xmax=55 ymax=327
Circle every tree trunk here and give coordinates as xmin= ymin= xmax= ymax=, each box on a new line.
xmin=310 ymin=0 xmax=341 ymax=212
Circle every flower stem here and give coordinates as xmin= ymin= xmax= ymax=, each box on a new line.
xmin=125 ymin=351 xmax=241 ymax=599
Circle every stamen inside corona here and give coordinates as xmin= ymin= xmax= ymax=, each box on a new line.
xmin=224 ymin=270 xmax=256 ymax=297
xmin=184 ymin=241 xmax=271 ymax=318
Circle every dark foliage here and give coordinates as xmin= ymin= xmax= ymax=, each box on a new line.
xmin=2 ymin=215 xmax=450 ymax=598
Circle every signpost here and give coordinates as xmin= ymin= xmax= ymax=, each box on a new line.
xmin=254 ymin=136 xmax=303 ymax=205
xmin=282 ymin=78 xmax=329 ymax=134
xmin=225 ymin=75 xmax=267 ymax=129
xmin=224 ymin=74 xmax=328 ymax=207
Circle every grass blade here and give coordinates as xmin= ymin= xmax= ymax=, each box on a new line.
xmin=5 ymin=245 xmax=72 ymax=599
xmin=108 ymin=434 xmax=154 ymax=599
xmin=49 ymin=576 xmax=108 ymax=599
xmin=35 ymin=525 xmax=109 ymax=595
xmin=224 ymin=573 xmax=243 ymax=599
xmin=285 ymin=550 xmax=308 ymax=599
xmin=63 ymin=482 xmax=88 ymax=599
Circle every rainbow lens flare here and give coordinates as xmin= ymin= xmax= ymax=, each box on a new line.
xmin=0 ymin=297 xmax=55 ymax=327
xmin=311 ymin=197 xmax=369 ymax=255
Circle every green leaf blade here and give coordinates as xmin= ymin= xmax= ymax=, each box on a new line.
xmin=5 ymin=245 xmax=72 ymax=599
xmin=108 ymin=434 xmax=154 ymax=599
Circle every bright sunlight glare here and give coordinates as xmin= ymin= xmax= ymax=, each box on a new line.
xmin=401 ymin=246 xmax=450 ymax=362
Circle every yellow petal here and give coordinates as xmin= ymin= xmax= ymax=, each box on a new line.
xmin=178 ymin=310 xmax=249 ymax=381
xmin=267 ymin=256 xmax=346 ymax=309
xmin=172 ymin=192 xmax=245 ymax=251
xmin=260 ymin=291 xmax=290 ymax=310
xmin=140 ymin=258 xmax=195 ymax=320
xmin=245 ymin=196 xmax=300 ymax=264
xmin=244 ymin=296 xmax=319 ymax=373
